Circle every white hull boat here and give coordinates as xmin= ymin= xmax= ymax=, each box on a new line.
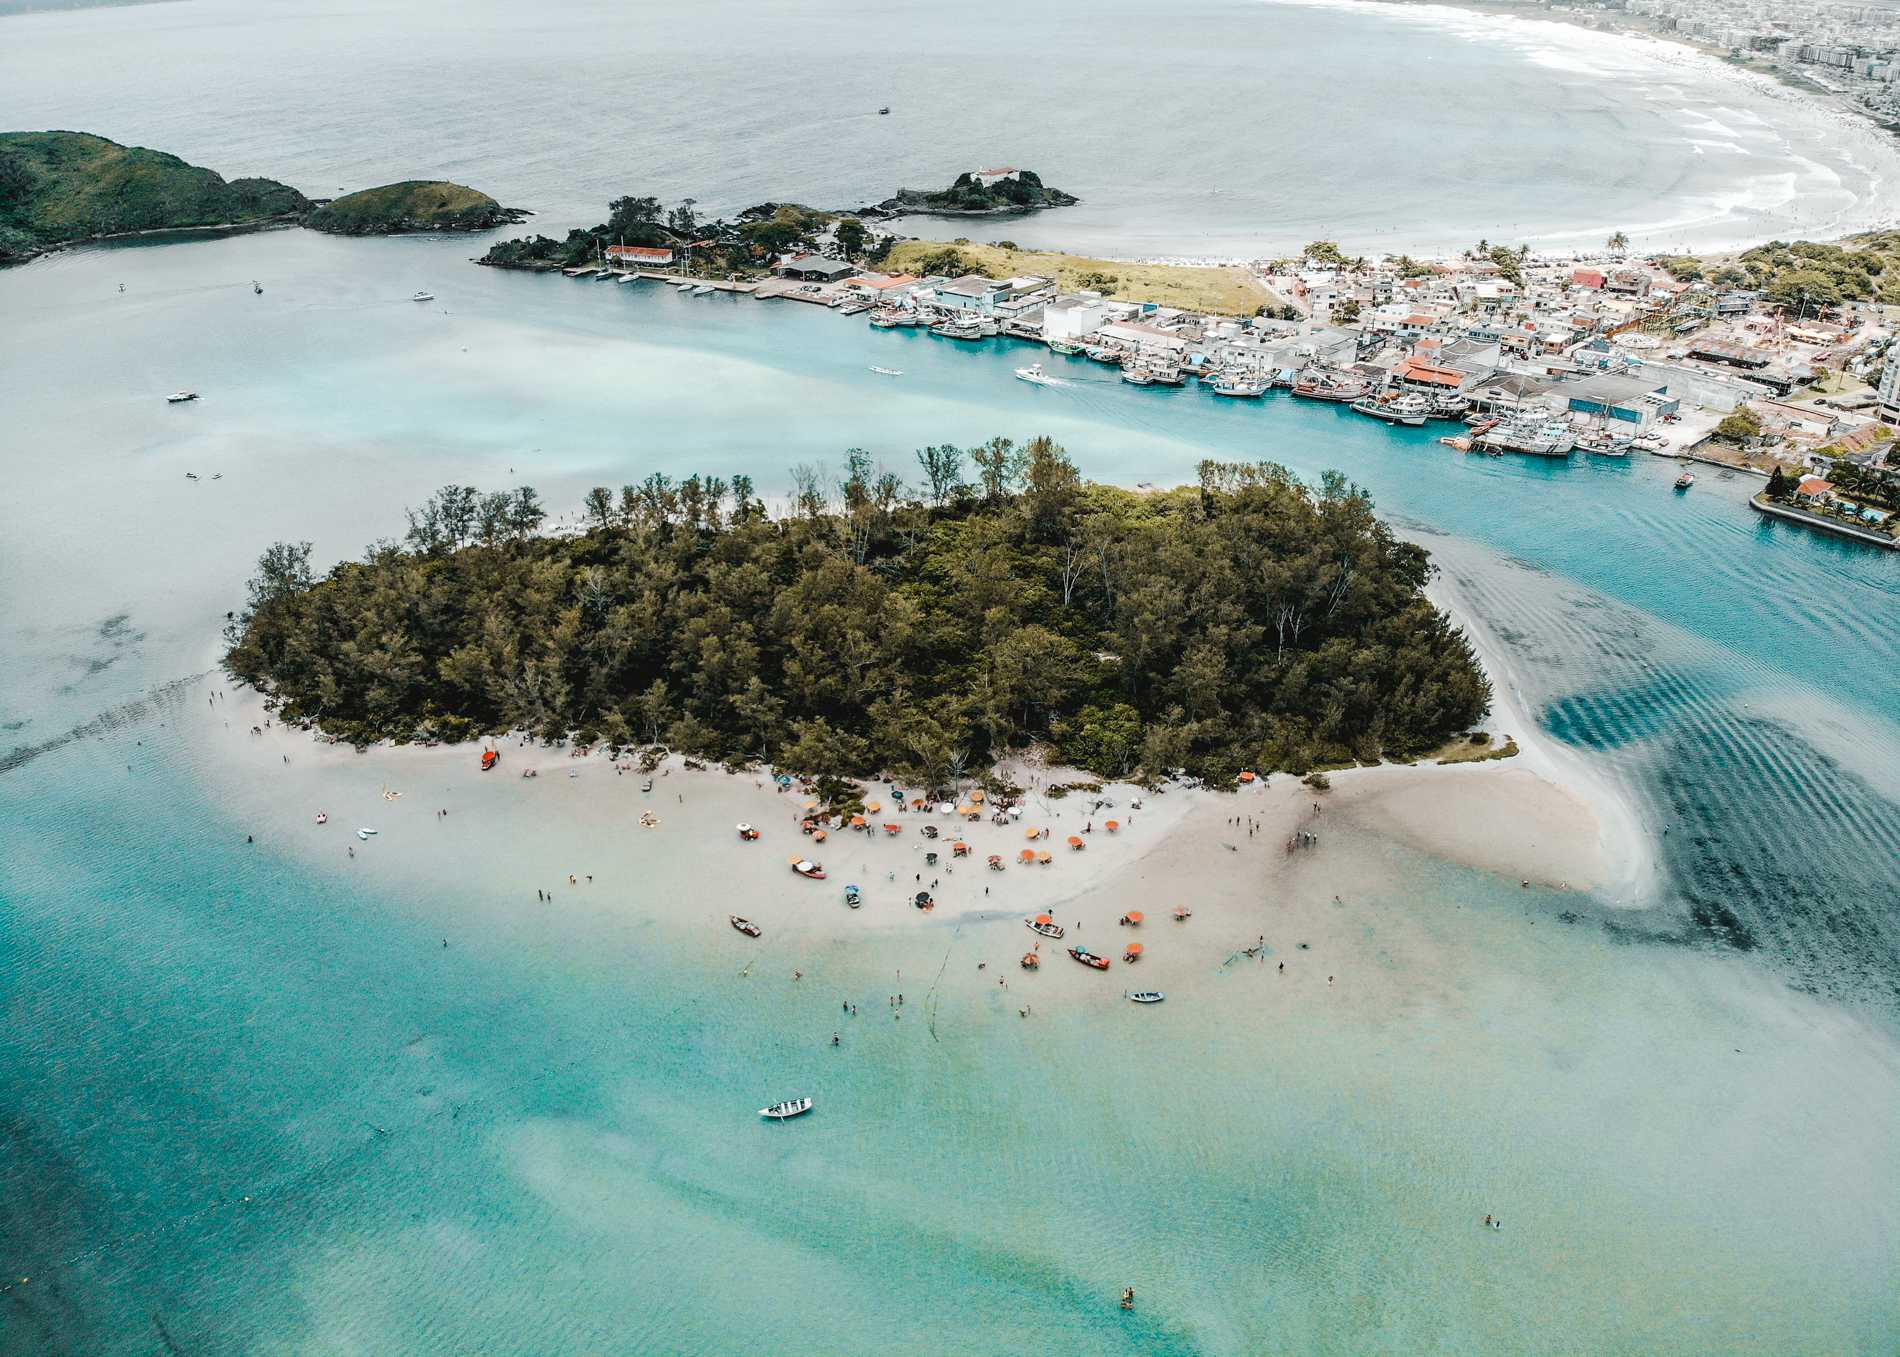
xmin=760 ymin=1097 xmax=813 ymax=1120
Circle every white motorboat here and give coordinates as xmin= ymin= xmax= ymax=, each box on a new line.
xmin=760 ymin=1096 xmax=813 ymax=1120
xmin=1128 ymin=991 xmax=1166 ymax=1004
xmin=411 ymin=291 xmax=434 ymax=302
xmin=869 ymin=366 xmax=904 ymax=376
xmin=166 ymin=391 xmax=198 ymax=403
xmin=355 ymin=827 xmax=377 ymax=840
xmin=1015 ymin=363 xmax=1057 ymax=386
xmin=692 ymin=284 xmax=717 ymax=296
xmin=1026 ymin=917 xmax=1065 ymax=939
xmin=616 ymin=273 xmax=640 ymax=284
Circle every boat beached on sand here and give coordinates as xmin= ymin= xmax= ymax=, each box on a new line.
xmin=729 ymin=915 xmax=761 ymax=937
xmin=1127 ymin=991 xmax=1165 ymax=1004
xmin=789 ymin=857 xmax=826 ymax=880
xmin=1068 ymin=946 xmax=1110 ymax=970
xmin=1027 ymin=915 xmax=1065 ymax=939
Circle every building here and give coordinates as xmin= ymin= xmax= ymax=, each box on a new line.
xmin=605 ymin=244 xmax=675 ymax=269
xmin=1794 ymin=475 xmax=1836 ymax=504
xmin=933 ymin=275 xmax=1012 ymax=313
xmin=776 ymin=254 xmax=857 ymax=283
xmin=1878 ymin=357 xmax=1900 ymax=426
xmin=1564 ymin=373 xmax=1679 ymax=427
xmin=970 ymin=167 xmax=1021 ymax=187
xmin=842 ymin=273 xmax=920 ymax=304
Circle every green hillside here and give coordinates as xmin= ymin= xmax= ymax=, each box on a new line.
xmin=305 ymin=180 xmax=522 ymax=235
xmin=0 ymin=130 xmax=308 ymax=262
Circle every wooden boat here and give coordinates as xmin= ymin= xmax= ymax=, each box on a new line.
xmin=480 ymin=749 xmax=499 ymax=771
xmin=1675 ymin=471 xmax=1695 ymax=490
xmin=789 ymin=857 xmax=826 ymax=880
xmin=760 ymin=1096 xmax=813 ymax=1120
xmin=843 ymin=884 xmax=862 ymax=909
xmin=1128 ymin=991 xmax=1165 ymax=1004
xmin=729 ymin=915 xmax=761 ymax=937
xmin=1067 ymin=946 xmax=1110 ymax=971
xmin=1026 ymin=916 xmax=1065 ymax=939
xmin=166 ymin=391 xmax=199 ymax=403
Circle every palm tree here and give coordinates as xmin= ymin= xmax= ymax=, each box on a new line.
xmin=1608 ymin=230 xmax=1629 ymax=255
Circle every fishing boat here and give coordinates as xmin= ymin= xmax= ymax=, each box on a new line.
xmin=1128 ymin=991 xmax=1166 ymax=1004
xmin=736 ymin=822 xmax=760 ymax=841
xmin=843 ymin=884 xmax=862 ymax=909
xmin=1084 ymin=345 xmax=1123 ymax=365
xmin=1211 ymin=375 xmax=1267 ymax=397
xmin=1121 ymin=366 xmax=1157 ymax=386
xmin=868 ymin=308 xmax=919 ymax=328
xmin=1477 ymin=415 xmax=1575 ymax=458
xmin=1015 ymin=363 xmax=1057 ymax=386
xmin=1067 ymin=946 xmax=1110 ymax=971
xmin=760 ymin=1096 xmax=813 ymax=1120
xmin=1026 ymin=915 xmax=1065 ymax=939
xmin=869 ymin=366 xmax=904 ymax=376
xmin=166 ymin=391 xmax=199 ymax=403
xmin=480 ymin=749 xmax=499 ymax=771
xmin=1291 ymin=369 xmax=1368 ymax=402
xmin=1350 ymin=392 xmax=1431 ymax=426
xmin=789 ymin=857 xmax=826 ymax=880
xmin=1675 ymin=471 xmax=1695 ymax=490
xmin=1049 ymin=339 xmax=1082 ymax=356
xmin=729 ymin=915 xmax=761 ymax=937
xmin=411 ymin=290 xmax=434 ymax=302
xmin=1148 ymin=366 xmax=1186 ymax=387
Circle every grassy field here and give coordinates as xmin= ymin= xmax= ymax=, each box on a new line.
xmin=882 ymin=239 xmax=1272 ymax=316
xmin=0 ymin=131 xmax=307 ymax=261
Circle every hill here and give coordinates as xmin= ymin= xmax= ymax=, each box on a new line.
xmin=304 ymin=180 xmax=526 ymax=236
xmin=0 ymin=130 xmax=308 ymax=263
xmin=859 ymin=168 xmax=1078 ymax=219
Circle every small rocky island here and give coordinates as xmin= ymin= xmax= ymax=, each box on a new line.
xmin=855 ymin=168 xmax=1078 ymax=219
xmin=304 ymin=180 xmax=529 ymax=236
xmin=0 ymin=130 xmax=309 ymax=264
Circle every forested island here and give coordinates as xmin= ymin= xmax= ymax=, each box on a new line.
xmin=855 ymin=168 xmax=1078 ymax=218
xmin=0 ymin=130 xmax=308 ymax=263
xmin=304 ymin=180 xmax=528 ymax=236
xmin=226 ymin=442 xmax=1490 ymax=785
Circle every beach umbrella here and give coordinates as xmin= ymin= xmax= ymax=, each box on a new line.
xmin=803 ymin=799 xmax=818 ymax=810
xmin=956 ymin=803 xmax=974 ymax=815
xmin=1123 ymin=911 xmax=1144 ymax=925
xmin=1105 ymin=819 xmax=1120 ymax=833
xmin=1024 ymin=827 xmax=1040 ymax=840
xmin=865 ymin=801 xmax=881 ymax=813
xmin=1238 ymin=771 xmax=1257 ymax=784
xmin=1034 ymin=914 xmax=1054 ymax=925
xmin=850 ymin=815 xmax=866 ymax=828
xmin=937 ymin=801 xmax=956 ymax=815
xmin=1036 ymin=850 xmax=1052 ymax=864
xmin=1124 ymin=943 xmax=1144 ymax=959
xmin=1066 ymin=835 xmax=1085 ymax=849
xmin=970 ymin=789 xmax=986 ymax=803
xmin=1019 ymin=849 xmax=1036 ymax=863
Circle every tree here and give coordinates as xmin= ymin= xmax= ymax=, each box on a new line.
xmin=1765 ymin=465 xmax=1793 ymax=500
xmin=666 ymin=198 xmax=698 ymax=236
xmin=968 ymin=436 xmax=1025 ymax=503
xmin=1716 ymin=406 xmax=1763 ymax=443
xmin=915 ymin=444 xmax=964 ymax=506
xmin=835 ymin=218 xmax=867 ymax=260
xmin=1022 ymin=435 xmax=1079 ymax=539
xmin=1607 ymin=230 xmax=1630 ymax=254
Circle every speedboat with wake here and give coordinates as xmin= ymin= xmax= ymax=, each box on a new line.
xmin=1015 ymin=363 xmax=1057 ymax=386
xmin=869 ymin=366 xmax=904 ymax=376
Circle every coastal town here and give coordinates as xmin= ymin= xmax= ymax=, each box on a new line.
xmin=550 ymin=212 xmax=1900 ymax=551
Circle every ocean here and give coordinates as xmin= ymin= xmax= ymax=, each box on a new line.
xmin=4 ymin=3 xmax=1900 ymax=1352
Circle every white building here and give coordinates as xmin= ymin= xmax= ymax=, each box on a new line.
xmin=1042 ymin=295 xmax=1109 ymax=342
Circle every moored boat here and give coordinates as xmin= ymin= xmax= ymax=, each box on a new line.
xmin=729 ymin=915 xmax=761 ymax=937
xmin=1675 ymin=471 xmax=1695 ymax=490
xmin=1291 ymin=369 xmax=1369 ymax=402
xmin=760 ymin=1096 xmax=812 ymax=1120
xmin=1211 ymin=375 xmax=1267 ymax=397
xmin=789 ymin=857 xmax=826 ymax=880
xmin=1350 ymin=392 xmax=1431 ymax=426
xmin=1128 ymin=990 xmax=1165 ymax=1003
xmin=843 ymin=884 xmax=862 ymax=909
xmin=166 ymin=391 xmax=199 ymax=403
xmin=1049 ymin=339 xmax=1082 ymax=355
xmin=1067 ymin=946 xmax=1110 ymax=971
xmin=1121 ymin=366 xmax=1156 ymax=386
xmin=1027 ymin=915 xmax=1065 ymax=939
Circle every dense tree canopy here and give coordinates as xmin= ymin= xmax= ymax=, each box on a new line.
xmin=226 ymin=443 xmax=1490 ymax=784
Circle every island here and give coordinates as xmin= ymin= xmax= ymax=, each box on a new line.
xmin=0 ymin=130 xmax=308 ymax=264
xmin=224 ymin=440 xmax=1491 ymax=782
xmin=303 ymin=179 xmax=529 ymax=236
xmin=854 ymin=168 xmax=1079 ymax=219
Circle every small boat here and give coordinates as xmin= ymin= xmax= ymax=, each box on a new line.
xmin=166 ymin=391 xmax=198 ymax=404
xmin=641 ymin=778 xmax=654 ymax=792
xmin=843 ymin=884 xmax=862 ymax=909
xmin=730 ymin=915 xmax=761 ymax=937
xmin=356 ymin=828 xmax=377 ymax=840
xmin=616 ymin=273 xmax=640 ymax=284
xmin=1121 ymin=367 xmax=1156 ymax=386
xmin=913 ymin=891 xmax=934 ymax=910
xmin=594 ymin=271 xmax=615 ymax=282
xmin=1350 ymin=393 xmax=1431 ymax=426
xmin=877 ymin=105 xmax=891 ymax=115
xmin=185 ymin=472 xmax=199 ymax=480
xmin=790 ymin=857 xmax=826 ymax=880
xmin=692 ymin=285 xmax=717 ymax=296
xmin=760 ymin=1096 xmax=813 ymax=1120
xmin=314 ymin=811 xmax=328 ymax=825
xmin=736 ymin=822 xmax=760 ymax=841
xmin=1675 ymin=471 xmax=1695 ymax=490
xmin=1067 ymin=946 xmax=1110 ymax=971
xmin=1049 ymin=339 xmax=1082 ymax=356
xmin=1026 ymin=916 xmax=1065 ymax=939
xmin=412 ymin=291 xmax=434 ymax=302
xmin=869 ymin=366 xmax=904 ymax=376
xmin=1015 ymin=363 xmax=1057 ymax=386
xmin=1211 ymin=375 xmax=1267 ymax=397
xmin=480 ymin=749 xmax=499 ymax=771
xmin=1128 ymin=991 xmax=1166 ymax=1004
xmin=252 ymin=280 xmax=262 ymax=295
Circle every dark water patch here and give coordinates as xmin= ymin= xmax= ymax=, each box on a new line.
xmin=0 ymin=671 xmax=209 ymax=776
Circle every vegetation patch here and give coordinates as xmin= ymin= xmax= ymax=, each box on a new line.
xmin=226 ymin=443 xmax=1491 ymax=784
xmin=305 ymin=180 xmax=524 ymax=235
xmin=882 ymin=239 xmax=1271 ymax=315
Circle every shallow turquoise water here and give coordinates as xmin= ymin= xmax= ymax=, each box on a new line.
xmin=4 ymin=230 xmax=1900 ymax=1351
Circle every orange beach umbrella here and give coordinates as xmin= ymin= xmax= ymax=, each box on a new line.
xmin=1122 ymin=911 xmax=1144 ymax=925
xmin=1035 ymin=850 xmax=1052 ymax=864
xmin=1105 ymin=819 xmax=1120 ymax=832
xmin=1123 ymin=942 xmax=1144 ymax=958
xmin=1019 ymin=849 xmax=1037 ymax=863
xmin=865 ymin=801 xmax=882 ymax=813
xmin=850 ymin=815 xmax=866 ymax=828
xmin=1034 ymin=913 xmax=1054 ymax=925
xmin=1025 ymin=827 xmax=1040 ymax=840
xmin=1066 ymin=835 xmax=1085 ymax=849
